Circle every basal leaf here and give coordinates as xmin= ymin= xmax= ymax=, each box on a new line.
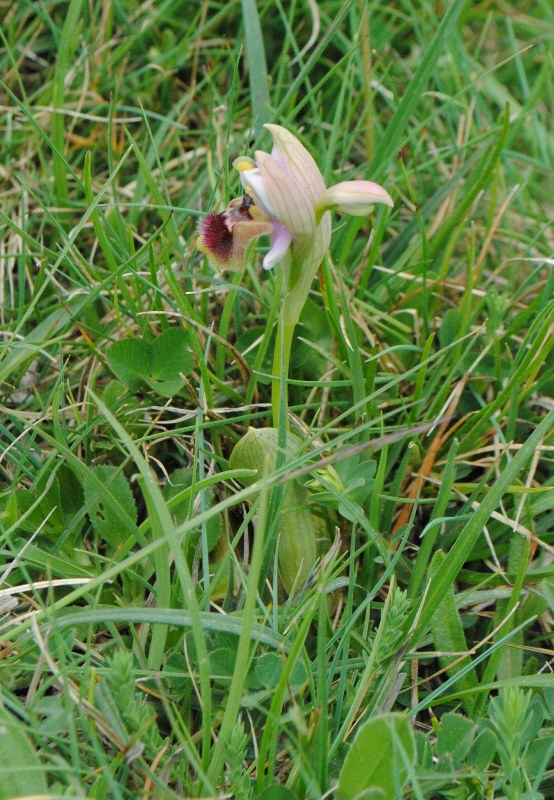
xmin=337 ymin=713 xmax=415 ymax=800
xmin=83 ymin=465 xmax=137 ymax=546
xmin=439 ymin=309 xmax=463 ymax=348
xmin=15 ymin=475 xmax=65 ymax=537
xmin=150 ymin=327 xmax=194 ymax=380
xmin=106 ymin=330 xmax=193 ymax=398
xmin=467 ymin=728 xmax=497 ymax=772
xmin=106 ymin=337 xmax=151 ymax=392
xmin=0 ymin=706 xmax=49 ymax=798
xmin=436 ymin=711 xmax=475 ymax=767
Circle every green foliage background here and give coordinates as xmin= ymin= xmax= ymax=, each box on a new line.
xmin=0 ymin=0 xmax=553 ymax=797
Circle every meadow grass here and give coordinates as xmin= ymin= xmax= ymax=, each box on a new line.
xmin=1 ymin=0 xmax=554 ymax=797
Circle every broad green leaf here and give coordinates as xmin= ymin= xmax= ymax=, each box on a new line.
xmin=467 ymin=728 xmax=497 ymax=771
xmin=83 ymin=465 xmax=137 ymax=546
xmin=56 ymin=463 xmax=85 ymax=519
xmin=0 ymin=492 xmax=18 ymax=528
xmin=436 ymin=712 xmax=475 ymax=767
xmin=337 ymin=713 xmax=415 ymax=800
xmin=35 ymin=696 xmax=73 ymax=737
xmin=106 ymin=329 xmax=193 ymax=397
xmin=0 ymin=706 xmax=49 ymax=798
xmin=539 ymin=577 xmax=554 ymax=614
xmin=14 ymin=475 xmax=65 ymax=536
xmin=229 ymin=427 xmax=319 ymax=594
xmin=149 ymin=327 xmax=194 ymax=396
xmin=252 ymin=652 xmax=307 ymax=692
xmin=13 ymin=464 xmax=84 ymax=538
xmin=107 ymin=337 xmax=151 ymax=392
xmin=252 ymin=652 xmax=282 ymax=689
xmin=439 ymin=309 xmax=463 ymax=348
xmin=522 ymin=696 xmax=546 ymax=746
xmin=524 ymin=733 xmax=554 ymax=777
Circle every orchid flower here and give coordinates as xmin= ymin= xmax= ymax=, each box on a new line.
xmin=198 ymin=123 xmax=393 ymax=425
xmin=198 ymin=124 xmax=392 ymax=284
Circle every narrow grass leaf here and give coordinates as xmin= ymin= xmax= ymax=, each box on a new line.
xmin=428 ymin=550 xmax=478 ymax=713
xmin=241 ymin=0 xmax=271 ymax=134
xmin=46 ymin=606 xmax=284 ymax=649
xmin=50 ymin=0 xmax=84 ymax=199
xmin=414 ymin=405 xmax=554 ymax=643
xmin=368 ymin=0 xmax=469 ymax=178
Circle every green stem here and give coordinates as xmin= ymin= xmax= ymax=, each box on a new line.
xmin=270 ymin=250 xmax=320 ymax=426
xmin=271 ymin=312 xmax=295 ymax=428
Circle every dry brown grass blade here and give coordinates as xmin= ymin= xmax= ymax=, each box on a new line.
xmin=392 ymin=376 xmax=468 ymax=535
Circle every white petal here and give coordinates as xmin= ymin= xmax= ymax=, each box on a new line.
xmin=263 ymin=222 xmax=293 ymax=269
xmin=256 ymin=150 xmax=315 ymax=237
xmin=240 ymin=168 xmax=276 ymax=217
xmin=315 ymin=180 xmax=393 ymax=221
xmin=264 ymin=124 xmax=326 ymax=203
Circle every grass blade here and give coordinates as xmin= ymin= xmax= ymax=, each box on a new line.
xmin=241 ymin=0 xmax=272 ymax=134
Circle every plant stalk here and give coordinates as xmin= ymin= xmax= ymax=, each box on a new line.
xmin=271 ymin=312 xmax=296 ymax=428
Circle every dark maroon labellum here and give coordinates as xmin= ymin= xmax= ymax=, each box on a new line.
xmin=197 ymin=212 xmax=234 ymax=260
